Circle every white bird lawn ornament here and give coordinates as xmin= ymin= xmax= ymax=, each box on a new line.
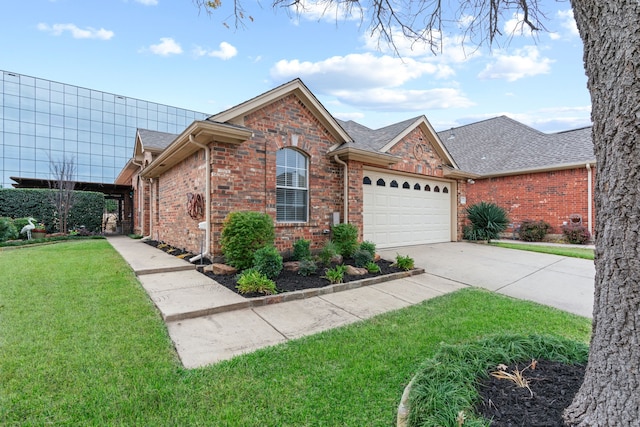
xmin=21 ymin=217 xmax=36 ymax=240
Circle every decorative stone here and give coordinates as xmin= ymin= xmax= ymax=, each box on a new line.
xmin=346 ymin=265 xmax=368 ymax=276
xmin=374 ymin=253 xmax=381 ymax=262
xmin=331 ymin=254 xmax=343 ymax=264
xmin=283 ymin=261 xmax=300 ymax=272
xmin=211 ymin=263 xmax=237 ymax=275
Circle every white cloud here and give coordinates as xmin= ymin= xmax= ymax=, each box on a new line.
xmin=37 ymin=23 xmax=114 ymax=40
xmin=478 ymin=46 xmax=553 ymax=81
xmin=558 ymin=10 xmax=580 ymax=37
xmin=503 ymin=13 xmax=537 ymax=37
xmin=149 ymin=37 xmax=183 ymax=55
xmin=294 ymin=0 xmax=362 ymax=23
xmin=332 ymin=87 xmax=475 ymax=111
xmin=135 ymin=0 xmax=158 ymax=5
xmin=193 ymin=42 xmax=237 ymax=60
xmin=333 ymin=111 xmax=366 ymax=122
xmin=271 ymin=53 xmax=451 ymax=90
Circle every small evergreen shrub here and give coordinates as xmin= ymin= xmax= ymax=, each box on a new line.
xmin=220 ymin=211 xmax=275 ymax=270
xmin=359 ymin=240 xmax=376 ymax=258
xmin=366 ymin=261 xmax=381 ymax=273
xmin=332 ymin=223 xmax=359 ymax=257
xmin=253 ymin=245 xmax=283 ymax=279
xmin=353 ymin=248 xmax=373 ymax=268
xmin=464 ymin=202 xmax=510 ymax=242
xmin=298 ymin=259 xmax=318 ymax=276
xmin=319 ymin=240 xmax=338 ymax=266
xmin=562 ymin=223 xmax=591 ymax=245
xmin=292 ymin=238 xmax=311 ymax=261
xmin=323 ymin=265 xmax=347 ymax=284
xmin=518 ymin=220 xmax=552 ymax=242
xmin=236 ymin=269 xmax=277 ymax=295
xmin=0 ymin=217 xmax=18 ymax=242
xmin=394 ymin=254 xmax=415 ymax=271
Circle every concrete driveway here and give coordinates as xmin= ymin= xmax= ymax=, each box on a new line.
xmin=379 ymin=242 xmax=595 ymax=318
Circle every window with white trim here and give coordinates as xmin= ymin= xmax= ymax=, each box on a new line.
xmin=276 ymin=148 xmax=308 ymax=222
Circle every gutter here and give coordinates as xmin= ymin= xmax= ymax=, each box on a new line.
xmin=333 ymin=155 xmax=349 ymax=223
xmin=188 ymin=134 xmax=211 ymax=263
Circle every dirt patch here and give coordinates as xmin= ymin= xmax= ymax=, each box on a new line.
xmin=476 ymin=359 xmax=585 ymax=426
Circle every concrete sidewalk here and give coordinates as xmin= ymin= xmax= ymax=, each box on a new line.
xmin=107 ymin=237 xmax=595 ymax=368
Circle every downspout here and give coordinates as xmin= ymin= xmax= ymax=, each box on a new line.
xmin=586 ymin=163 xmax=593 ymax=237
xmin=333 ymin=155 xmax=348 ymax=223
xmin=189 ymin=134 xmax=211 ymax=262
xmin=132 ymin=159 xmax=151 ymax=239
xmin=148 ymin=178 xmax=154 ymax=240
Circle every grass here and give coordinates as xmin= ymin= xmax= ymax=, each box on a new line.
xmin=491 ymin=241 xmax=595 ymax=260
xmin=0 ymin=240 xmax=592 ymax=426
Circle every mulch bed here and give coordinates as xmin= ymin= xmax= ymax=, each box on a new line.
xmin=143 ymin=239 xmax=406 ymax=298
xmin=476 ymin=359 xmax=585 ymax=426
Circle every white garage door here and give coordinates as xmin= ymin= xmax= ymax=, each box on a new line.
xmin=363 ymin=170 xmax=452 ymax=248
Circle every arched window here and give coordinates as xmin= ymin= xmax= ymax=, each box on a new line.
xmin=434 ymin=186 xmax=440 ymax=193
xmin=363 ymin=176 xmax=372 ymax=185
xmin=443 ymin=187 xmax=449 ymax=194
xmin=276 ymin=148 xmax=308 ymax=222
xmin=402 ymin=181 xmax=410 ymax=189
xmin=425 ymin=185 xmax=431 ymax=191
xmin=390 ymin=180 xmax=399 ymax=188
xmin=376 ymin=178 xmax=386 ymax=186
xmin=414 ymin=183 xmax=421 ymax=190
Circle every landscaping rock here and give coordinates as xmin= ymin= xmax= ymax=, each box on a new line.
xmin=283 ymin=261 xmax=300 ymax=272
xmin=346 ymin=265 xmax=368 ymax=276
xmin=211 ymin=263 xmax=237 ymax=275
xmin=331 ymin=254 xmax=343 ymax=264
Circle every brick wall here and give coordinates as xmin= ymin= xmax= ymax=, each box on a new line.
xmin=152 ymin=94 xmax=343 ymax=256
xmin=465 ymin=167 xmax=596 ymax=234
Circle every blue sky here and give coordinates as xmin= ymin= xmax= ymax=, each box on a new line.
xmin=1 ymin=0 xmax=591 ymax=133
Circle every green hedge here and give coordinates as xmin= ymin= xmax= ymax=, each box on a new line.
xmin=0 ymin=188 xmax=104 ymax=233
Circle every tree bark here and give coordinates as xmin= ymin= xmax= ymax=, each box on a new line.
xmin=564 ymin=1 xmax=640 ymax=425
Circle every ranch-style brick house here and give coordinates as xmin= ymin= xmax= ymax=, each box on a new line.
xmin=439 ymin=116 xmax=595 ymax=237
xmin=116 ymin=79 xmax=471 ymax=257
xmin=116 ymin=79 xmax=594 ymax=258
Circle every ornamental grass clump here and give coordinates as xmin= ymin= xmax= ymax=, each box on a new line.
xmin=323 ymin=264 xmax=347 ymax=284
xmin=464 ymin=201 xmax=509 ymax=242
xmin=394 ymin=254 xmax=415 ymax=271
xmin=236 ymin=269 xmax=277 ymax=295
xmin=298 ymin=259 xmax=318 ymax=276
xmin=318 ymin=240 xmax=338 ymax=266
xmin=331 ymin=223 xmax=359 ymax=257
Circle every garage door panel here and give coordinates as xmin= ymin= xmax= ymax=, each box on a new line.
xmin=363 ymin=170 xmax=452 ymax=248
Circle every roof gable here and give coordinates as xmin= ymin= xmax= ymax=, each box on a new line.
xmin=210 ymin=79 xmax=352 ymax=144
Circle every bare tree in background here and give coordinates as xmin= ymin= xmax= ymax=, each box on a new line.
xmin=49 ymin=156 xmax=76 ymax=234
xmin=194 ymin=0 xmax=640 ymax=424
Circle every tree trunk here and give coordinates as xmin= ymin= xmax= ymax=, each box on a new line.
xmin=564 ymin=1 xmax=640 ymax=425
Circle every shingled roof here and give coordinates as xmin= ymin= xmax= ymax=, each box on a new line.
xmin=137 ymin=129 xmax=179 ymax=152
xmin=439 ymin=116 xmax=594 ymax=176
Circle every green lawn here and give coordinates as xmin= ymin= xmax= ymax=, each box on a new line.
xmin=491 ymin=241 xmax=595 ymax=260
xmin=0 ymin=240 xmax=591 ymax=426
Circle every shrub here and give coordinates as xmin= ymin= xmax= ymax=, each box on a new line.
xmin=465 ymin=202 xmax=509 ymax=242
xmin=353 ymin=248 xmax=373 ymax=268
xmin=359 ymin=240 xmax=376 ymax=258
xmin=394 ymin=254 xmax=415 ymax=271
xmin=292 ymin=238 xmax=311 ymax=261
xmin=0 ymin=217 xmax=18 ymax=242
xmin=298 ymin=259 xmax=318 ymax=276
xmin=518 ymin=220 xmax=552 ymax=242
xmin=236 ymin=269 xmax=277 ymax=295
xmin=323 ymin=264 xmax=347 ymax=284
xmin=220 ymin=211 xmax=275 ymax=270
xmin=562 ymin=223 xmax=591 ymax=245
xmin=332 ymin=223 xmax=359 ymax=257
xmin=253 ymin=245 xmax=283 ymax=279
xmin=318 ymin=240 xmax=338 ymax=266
xmin=366 ymin=261 xmax=381 ymax=273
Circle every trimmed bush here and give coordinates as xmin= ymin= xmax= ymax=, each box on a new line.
xmin=464 ymin=202 xmax=509 ymax=242
xmin=332 ymin=223 xmax=359 ymax=257
xmin=318 ymin=240 xmax=338 ymax=266
xmin=220 ymin=211 xmax=275 ymax=270
xmin=353 ymin=248 xmax=373 ymax=268
xmin=518 ymin=219 xmax=552 ymax=242
xmin=0 ymin=217 xmax=18 ymax=242
xmin=253 ymin=245 xmax=283 ymax=279
xmin=292 ymin=238 xmax=311 ymax=261
xmin=562 ymin=223 xmax=591 ymax=245
xmin=236 ymin=269 xmax=277 ymax=295
xmin=298 ymin=259 xmax=318 ymax=276
xmin=359 ymin=240 xmax=376 ymax=258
